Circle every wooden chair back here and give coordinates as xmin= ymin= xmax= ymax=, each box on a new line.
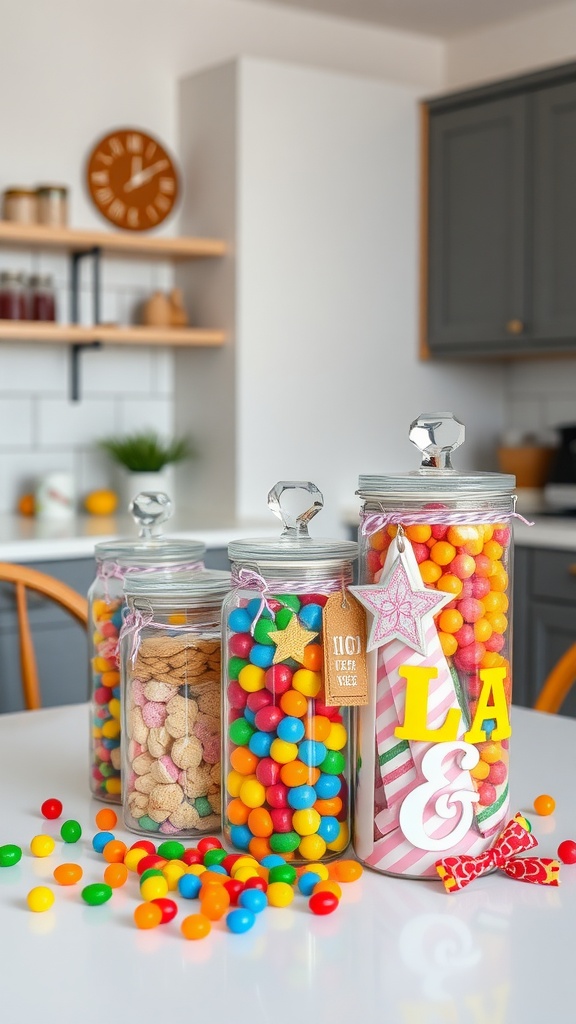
xmin=0 ymin=561 xmax=88 ymax=711
xmin=533 ymin=643 xmax=576 ymax=715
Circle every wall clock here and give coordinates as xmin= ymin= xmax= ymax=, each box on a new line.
xmin=86 ymin=128 xmax=179 ymax=231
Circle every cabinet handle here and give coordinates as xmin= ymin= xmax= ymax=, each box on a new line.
xmin=569 ymin=564 xmax=576 ymax=576
xmin=506 ymin=319 xmax=524 ymax=335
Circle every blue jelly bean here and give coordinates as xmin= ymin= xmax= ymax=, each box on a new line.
xmin=112 ymin=686 xmax=121 ymax=699
xmin=298 ymin=871 xmax=322 ymax=896
xmin=229 ymin=824 xmax=252 ymax=851
xmin=249 ymin=731 xmax=274 ymax=758
xmin=228 ymin=608 xmax=253 ymax=633
xmin=239 ymin=889 xmax=267 ymax=914
xmin=92 ymin=830 xmax=115 ymax=853
xmin=482 ymin=719 xmax=496 ymax=737
xmin=299 ymin=740 xmax=327 ymax=767
xmin=277 ymin=716 xmax=305 ymax=744
xmin=226 ymin=908 xmax=256 ymax=934
xmin=178 ymin=874 xmax=202 ymax=899
xmin=244 ymin=707 xmax=256 ymax=725
xmin=208 ymin=863 xmax=228 ymax=875
xmin=317 ymin=816 xmax=341 ymax=843
xmin=299 ymin=603 xmax=323 ymax=632
xmin=249 ymin=644 xmax=275 ymax=669
xmin=315 ymin=773 xmax=342 ymax=799
xmin=287 ymin=784 xmax=316 ymax=810
xmin=246 ymin=598 xmax=273 ymax=620
xmin=112 ymin=610 xmax=124 ymax=629
xmin=260 ymin=854 xmax=286 ymax=869
xmin=102 ymin=737 xmax=120 ymax=750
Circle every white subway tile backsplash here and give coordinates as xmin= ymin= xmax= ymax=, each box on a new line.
xmin=0 ymin=396 xmax=34 ymax=445
xmin=119 ymin=397 xmax=173 ymax=436
xmin=0 ymin=345 xmax=68 ymax=393
xmin=150 ymin=350 xmax=173 ymax=394
xmin=37 ymin=397 xmax=117 ymax=445
xmin=81 ymin=346 xmax=156 ymax=395
xmin=508 ymin=359 xmax=576 ymax=395
xmin=75 ymin=447 xmax=117 ymax=497
xmin=505 ymin=396 xmax=544 ymax=434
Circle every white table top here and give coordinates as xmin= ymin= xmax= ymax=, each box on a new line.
xmin=0 ymin=703 xmax=574 ymax=1022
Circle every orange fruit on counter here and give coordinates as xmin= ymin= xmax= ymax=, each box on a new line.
xmin=84 ymin=489 xmax=118 ymax=516
xmin=18 ymin=493 xmax=35 ymax=516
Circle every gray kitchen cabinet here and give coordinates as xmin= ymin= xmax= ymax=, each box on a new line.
xmin=424 ymin=61 xmax=576 ymax=357
xmin=0 ymin=547 xmax=230 ymax=714
xmin=513 ymin=545 xmax=576 ymax=717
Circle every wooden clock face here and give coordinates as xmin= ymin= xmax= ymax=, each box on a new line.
xmin=86 ymin=128 xmax=179 ymax=231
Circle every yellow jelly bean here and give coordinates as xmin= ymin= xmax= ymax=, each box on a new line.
xmin=140 ymin=875 xmax=169 ymax=901
xmin=292 ymin=670 xmax=322 ymax=698
xmin=325 ymin=723 xmax=347 ymax=751
xmin=27 ymin=886 xmax=55 ymax=912
xmin=298 ymin=833 xmax=327 ymax=861
xmin=327 ymin=820 xmax=349 ymax=853
xmin=304 ymin=861 xmax=330 ymax=880
xmin=238 ymin=665 xmax=266 ymax=692
xmin=108 ymin=698 xmax=121 ymax=720
xmin=30 ymin=834 xmax=56 ymax=858
xmin=162 ymin=861 xmax=187 ymax=889
xmin=226 ymin=770 xmax=244 ymax=798
xmin=105 ymin=777 xmax=122 ymax=795
xmin=269 ymin=739 xmax=298 ymax=765
xmin=267 ymin=881 xmax=295 ymax=908
xmin=292 ymin=808 xmax=321 ymax=836
xmin=239 ymin=778 xmax=266 ymax=808
xmin=101 ymin=719 xmax=120 ymax=740
xmin=124 ymin=848 xmax=148 ymax=872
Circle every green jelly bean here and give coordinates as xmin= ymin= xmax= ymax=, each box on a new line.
xmin=268 ymin=863 xmax=297 ymax=886
xmin=274 ymin=608 xmax=293 ymax=630
xmin=60 ymin=819 xmax=82 ymax=843
xmin=81 ymin=882 xmax=113 ymax=906
xmin=0 ymin=844 xmax=22 ymax=868
xmin=253 ymin=619 xmax=277 ymax=645
xmin=139 ymin=868 xmax=165 ymax=884
xmin=319 ymin=750 xmax=345 ymax=775
xmin=228 ymin=656 xmax=248 ymax=680
xmin=229 ymin=717 xmax=255 ymax=746
xmin=157 ymin=840 xmax=185 ymax=861
xmin=203 ymin=848 xmax=227 ymax=868
xmin=269 ymin=831 xmax=300 ymax=854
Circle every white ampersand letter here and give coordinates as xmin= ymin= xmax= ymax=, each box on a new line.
xmin=399 ymin=741 xmax=480 ymax=852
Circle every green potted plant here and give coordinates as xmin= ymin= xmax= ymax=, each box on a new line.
xmin=97 ymin=429 xmax=196 ymax=510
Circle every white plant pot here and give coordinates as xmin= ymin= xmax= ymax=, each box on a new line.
xmin=118 ymin=469 xmax=172 ymax=514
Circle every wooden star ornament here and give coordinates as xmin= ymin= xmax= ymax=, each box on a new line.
xmin=268 ymin=615 xmax=318 ymax=664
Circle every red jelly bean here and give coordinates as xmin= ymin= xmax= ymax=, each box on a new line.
xmin=130 ymin=840 xmax=156 ymax=855
xmin=309 ymin=891 xmax=339 ymax=915
xmin=41 ymin=798 xmax=63 ymax=820
xmin=223 ymin=879 xmax=244 ymax=905
xmin=137 ymin=854 xmax=166 ymax=875
xmin=197 ymin=836 xmax=223 ymax=855
xmin=151 ymin=897 xmax=178 ymax=924
xmin=557 ymin=840 xmax=576 ymax=864
xmin=182 ymin=848 xmax=203 ymax=866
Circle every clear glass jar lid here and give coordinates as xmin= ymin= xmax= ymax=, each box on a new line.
xmin=357 ymin=412 xmax=516 ymax=501
xmin=124 ymin=568 xmax=230 ymax=604
xmin=94 ymin=491 xmax=206 ymax=567
xmin=228 ymin=481 xmax=358 ymax=565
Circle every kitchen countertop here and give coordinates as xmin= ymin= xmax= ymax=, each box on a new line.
xmin=0 ymin=513 xmax=279 ymax=562
xmin=1 ymin=511 xmax=576 ymax=563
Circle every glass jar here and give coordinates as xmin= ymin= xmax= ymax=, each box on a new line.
xmin=222 ymin=481 xmax=358 ymax=865
xmin=352 ymin=412 xmax=517 ymax=879
xmin=120 ymin=569 xmax=230 ymax=837
xmin=2 ymin=187 xmax=37 ymax=224
xmin=0 ymin=271 xmax=28 ymax=319
xmin=29 ymin=274 xmax=56 ymax=321
xmin=36 ymin=185 xmax=68 ymax=227
xmin=88 ymin=492 xmax=206 ymax=803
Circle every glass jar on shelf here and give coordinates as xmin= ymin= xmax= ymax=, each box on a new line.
xmin=0 ymin=271 xmax=28 ymax=319
xmin=2 ymin=187 xmax=37 ymax=224
xmin=87 ymin=491 xmax=207 ymax=803
xmin=120 ymin=568 xmax=230 ymax=837
xmin=36 ymin=184 xmax=68 ymax=227
xmin=222 ymin=481 xmax=359 ymax=865
xmin=29 ymin=273 xmax=56 ymax=321
xmin=353 ymin=411 xmax=518 ymax=880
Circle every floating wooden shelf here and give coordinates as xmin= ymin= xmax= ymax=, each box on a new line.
xmin=0 ymin=321 xmax=226 ymax=347
xmin=0 ymin=221 xmax=226 ymax=260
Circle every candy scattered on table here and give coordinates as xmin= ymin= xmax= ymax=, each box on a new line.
xmin=0 ymin=844 xmax=22 ymax=868
xmin=41 ymin=798 xmax=63 ymax=820
xmin=557 ymin=839 xmax=576 ymax=864
xmin=60 ymin=819 xmax=82 ymax=843
xmin=30 ymin=834 xmax=56 ymax=858
xmin=27 ymin=886 xmax=55 ymax=912
xmin=533 ymin=794 xmax=556 ymax=816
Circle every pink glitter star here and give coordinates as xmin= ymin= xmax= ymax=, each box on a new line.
xmin=350 ymin=552 xmax=451 ymax=654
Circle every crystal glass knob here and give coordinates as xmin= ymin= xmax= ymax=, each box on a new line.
xmin=129 ymin=491 xmax=172 ymax=538
xmin=409 ymin=412 xmax=465 ymax=470
xmin=267 ymin=481 xmax=323 ymax=537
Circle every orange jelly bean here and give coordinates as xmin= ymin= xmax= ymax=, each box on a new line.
xmin=181 ymin=913 xmax=211 ymax=940
xmin=53 ymin=862 xmax=83 ymax=886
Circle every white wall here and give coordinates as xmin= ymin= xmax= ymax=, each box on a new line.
xmin=0 ymin=0 xmax=444 ymax=514
xmin=445 ymin=3 xmax=576 ymax=445
xmin=175 ymin=58 xmax=506 ymax=538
